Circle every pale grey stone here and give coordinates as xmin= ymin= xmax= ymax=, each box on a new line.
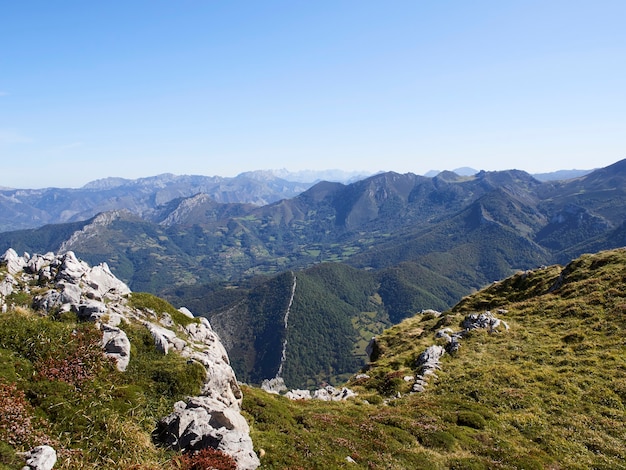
xmin=2 ymin=248 xmax=26 ymax=275
xmin=101 ymin=324 xmax=130 ymax=371
xmin=261 ymin=377 xmax=288 ymax=395
xmin=285 ymin=389 xmax=311 ymax=400
xmin=0 ymin=274 xmax=16 ymax=297
xmin=178 ymin=306 xmax=195 ymax=319
xmin=19 ymin=445 xmax=56 ymax=470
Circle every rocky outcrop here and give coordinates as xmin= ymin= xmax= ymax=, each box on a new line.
xmin=261 ymin=377 xmax=356 ymax=402
xmin=0 ymin=249 xmax=259 ymax=470
xmin=462 ymin=311 xmax=509 ymax=333
xmin=412 ymin=345 xmax=446 ymax=393
xmin=412 ymin=311 xmax=509 ymax=393
xmin=261 ymin=377 xmax=288 ymax=395
xmin=152 ymin=316 xmax=258 ymax=469
xmin=2 ymin=248 xmax=26 ymax=275
xmin=283 ymin=385 xmax=357 ymax=401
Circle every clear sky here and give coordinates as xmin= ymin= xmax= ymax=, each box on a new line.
xmin=1 ymin=1 xmax=625 ymax=188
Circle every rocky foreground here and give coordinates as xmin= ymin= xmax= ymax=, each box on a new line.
xmin=0 ymin=248 xmax=259 ymax=470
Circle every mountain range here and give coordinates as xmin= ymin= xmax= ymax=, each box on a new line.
xmin=0 ymin=160 xmax=623 ymax=388
xmin=0 ymin=168 xmax=591 ymax=234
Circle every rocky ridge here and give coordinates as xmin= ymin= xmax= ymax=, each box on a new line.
xmin=0 ymin=248 xmax=259 ymax=470
xmin=410 ymin=310 xmax=509 ymax=393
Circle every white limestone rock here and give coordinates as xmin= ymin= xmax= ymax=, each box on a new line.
xmin=312 ymin=385 xmax=357 ymax=401
xmin=101 ymin=324 xmax=130 ymax=372
xmin=145 ymin=322 xmax=179 ymax=355
xmin=19 ymin=445 xmax=57 ymax=470
xmin=412 ymin=345 xmax=445 ymax=393
xmin=0 ymin=273 xmax=16 ymax=297
xmin=178 ymin=306 xmax=195 ymax=319
xmin=261 ymin=377 xmax=288 ymax=395
xmin=83 ymin=262 xmax=131 ymax=299
xmin=1 ymin=248 xmax=26 ymax=275
xmin=78 ymin=300 xmax=108 ymax=321
xmin=285 ymin=389 xmax=311 ymax=400
xmin=56 ymin=251 xmax=88 ymax=282
xmin=462 ymin=311 xmax=509 ymax=332
xmin=155 ymin=394 xmax=259 ymax=469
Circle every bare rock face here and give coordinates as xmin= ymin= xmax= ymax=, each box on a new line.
xmin=1 ymin=248 xmax=26 ymax=275
xmin=154 ymin=317 xmax=259 ymax=469
xmin=182 ymin=318 xmax=244 ymax=408
xmin=0 ymin=273 xmax=15 ymax=297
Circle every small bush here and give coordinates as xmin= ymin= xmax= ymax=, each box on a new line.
xmin=35 ymin=325 xmax=109 ymax=386
xmin=418 ymin=430 xmax=456 ymax=451
xmin=173 ymin=447 xmax=237 ymax=470
xmin=457 ymin=411 xmax=486 ymax=430
xmin=0 ymin=381 xmax=48 ymax=449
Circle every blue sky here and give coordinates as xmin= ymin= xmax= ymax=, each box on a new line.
xmin=1 ymin=1 xmax=625 ymax=188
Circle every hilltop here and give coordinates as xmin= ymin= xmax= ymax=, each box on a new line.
xmin=243 ymin=247 xmax=626 ymax=469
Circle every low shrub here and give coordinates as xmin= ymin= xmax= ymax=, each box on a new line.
xmin=418 ymin=430 xmax=456 ymax=451
xmin=457 ymin=411 xmax=486 ymax=430
xmin=35 ymin=325 xmax=109 ymax=386
xmin=0 ymin=380 xmax=49 ymax=449
xmin=173 ymin=448 xmax=237 ymax=470
xmin=128 ymin=292 xmax=199 ymax=327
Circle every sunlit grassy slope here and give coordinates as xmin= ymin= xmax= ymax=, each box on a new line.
xmin=243 ymin=248 xmax=626 ymax=469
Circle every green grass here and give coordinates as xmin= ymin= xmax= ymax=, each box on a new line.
xmin=128 ymin=292 xmax=200 ymax=327
xmin=0 ymin=307 xmax=206 ymax=469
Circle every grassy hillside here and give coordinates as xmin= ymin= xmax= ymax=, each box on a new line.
xmin=243 ymin=248 xmax=626 ymax=469
xmin=0 ymin=288 xmax=207 ymax=469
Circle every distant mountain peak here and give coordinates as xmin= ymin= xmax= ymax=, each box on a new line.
xmin=425 ymin=167 xmax=479 ymax=178
xmin=244 ymin=168 xmax=374 ymax=184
